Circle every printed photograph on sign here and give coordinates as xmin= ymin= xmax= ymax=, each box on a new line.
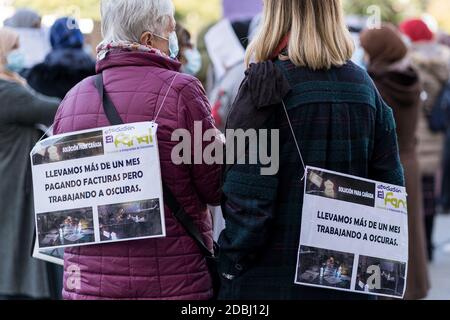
xmin=98 ymin=199 xmax=163 ymax=242
xmin=306 ymin=169 xmax=376 ymax=207
xmin=355 ymin=255 xmax=406 ymax=297
xmin=296 ymin=246 xmax=354 ymax=289
xmin=32 ymin=130 xmax=104 ymax=165
xmin=37 ymin=208 xmax=95 ymax=248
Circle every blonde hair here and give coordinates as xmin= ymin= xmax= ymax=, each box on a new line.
xmin=246 ymin=0 xmax=354 ymax=70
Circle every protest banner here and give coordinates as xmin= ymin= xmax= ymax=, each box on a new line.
xmin=295 ymin=167 xmax=408 ymax=299
xmin=30 ymin=122 xmax=166 ymax=250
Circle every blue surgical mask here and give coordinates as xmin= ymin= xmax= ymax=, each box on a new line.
xmin=6 ymin=50 xmax=26 ymax=73
xmin=154 ymin=31 xmax=179 ymax=59
xmin=168 ymin=31 xmax=179 ymax=59
xmin=181 ymin=48 xmax=202 ymax=75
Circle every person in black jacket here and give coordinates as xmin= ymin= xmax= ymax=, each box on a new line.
xmin=26 ymin=17 xmax=95 ymax=99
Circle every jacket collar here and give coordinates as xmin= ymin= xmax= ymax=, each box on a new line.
xmin=96 ymin=50 xmax=181 ymax=74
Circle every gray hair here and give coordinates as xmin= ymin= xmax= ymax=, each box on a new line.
xmin=100 ymin=0 xmax=174 ymax=43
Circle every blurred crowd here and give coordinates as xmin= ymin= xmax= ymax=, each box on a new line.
xmin=1 ymin=0 xmax=450 ymax=300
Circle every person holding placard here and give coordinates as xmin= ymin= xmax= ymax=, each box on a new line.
xmin=218 ymin=0 xmax=404 ymax=300
xmin=52 ymin=0 xmax=222 ymax=300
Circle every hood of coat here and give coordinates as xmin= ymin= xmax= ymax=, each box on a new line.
xmin=369 ymin=59 xmax=422 ymax=109
xmin=96 ymin=50 xmax=182 ymax=74
xmin=226 ymin=60 xmax=291 ymax=132
xmin=246 ymin=61 xmax=292 ymax=109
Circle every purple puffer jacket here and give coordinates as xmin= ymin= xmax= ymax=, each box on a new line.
xmin=53 ymin=50 xmax=222 ymax=300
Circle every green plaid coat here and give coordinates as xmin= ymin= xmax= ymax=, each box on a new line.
xmin=218 ymin=60 xmax=404 ymax=300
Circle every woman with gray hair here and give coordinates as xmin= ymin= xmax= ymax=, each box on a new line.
xmin=53 ymin=0 xmax=222 ymax=300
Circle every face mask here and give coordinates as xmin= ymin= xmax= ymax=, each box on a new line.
xmin=154 ymin=31 xmax=179 ymax=59
xmin=181 ymin=48 xmax=202 ymax=75
xmin=167 ymin=31 xmax=179 ymax=59
xmin=6 ymin=50 xmax=26 ymax=73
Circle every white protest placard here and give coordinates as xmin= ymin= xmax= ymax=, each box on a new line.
xmin=205 ymin=19 xmax=246 ymax=81
xmin=30 ymin=122 xmax=166 ymax=250
xmin=295 ymin=167 xmax=408 ymax=299
xmin=32 ymin=238 xmax=64 ymax=266
xmin=14 ymin=28 xmax=51 ymax=68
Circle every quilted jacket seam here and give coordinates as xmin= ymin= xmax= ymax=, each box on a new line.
xmin=62 ymin=287 xmax=212 ymax=300
xmin=66 ymin=269 xmax=209 ymax=278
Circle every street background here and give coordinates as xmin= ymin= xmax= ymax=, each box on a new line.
xmin=427 ymin=214 xmax=450 ymax=300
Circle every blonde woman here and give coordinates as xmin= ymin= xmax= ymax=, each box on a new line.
xmin=218 ymin=0 xmax=404 ymax=299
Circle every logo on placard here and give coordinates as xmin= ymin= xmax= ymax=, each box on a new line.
xmin=376 ymin=184 xmax=407 ymax=212
xmin=103 ymin=125 xmax=154 ymax=149
xmin=384 ymin=192 xmax=407 ymax=209
xmin=105 ymin=135 xmax=114 ymax=144
xmin=113 ymin=132 xmax=153 ymax=148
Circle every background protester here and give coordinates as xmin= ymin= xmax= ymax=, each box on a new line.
xmin=196 ymin=2 xmax=262 ymax=242
xmin=360 ymin=24 xmax=430 ymax=300
xmin=0 ymin=27 xmax=60 ymax=300
xmin=218 ymin=0 xmax=404 ymax=300
xmin=52 ymin=0 xmax=222 ymax=300
xmin=26 ymin=17 xmax=96 ymax=100
xmin=197 ymin=0 xmax=262 ymax=96
xmin=3 ymin=8 xmax=51 ymax=71
xmin=346 ymin=15 xmax=369 ymax=69
xmin=206 ymin=18 xmax=261 ymax=132
xmin=175 ymin=24 xmax=202 ymax=76
xmin=400 ymin=18 xmax=450 ymax=261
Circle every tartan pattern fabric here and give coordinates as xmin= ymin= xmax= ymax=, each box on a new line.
xmin=218 ymin=60 xmax=405 ymax=300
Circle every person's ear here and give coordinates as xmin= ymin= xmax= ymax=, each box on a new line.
xmin=140 ymin=32 xmax=154 ymax=47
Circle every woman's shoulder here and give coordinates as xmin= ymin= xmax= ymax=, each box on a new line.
xmin=278 ymin=60 xmax=375 ymax=89
xmin=0 ymin=78 xmax=32 ymax=100
xmin=169 ymin=71 xmax=207 ymax=99
xmin=335 ymin=61 xmax=375 ymax=85
xmin=278 ymin=60 xmax=379 ymax=110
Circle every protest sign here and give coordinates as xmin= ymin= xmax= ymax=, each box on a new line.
xmin=295 ymin=167 xmax=408 ymax=299
xmin=31 ymin=122 xmax=166 ymax=250
xmin=32 ymin=238 xmax=64 ymax=266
